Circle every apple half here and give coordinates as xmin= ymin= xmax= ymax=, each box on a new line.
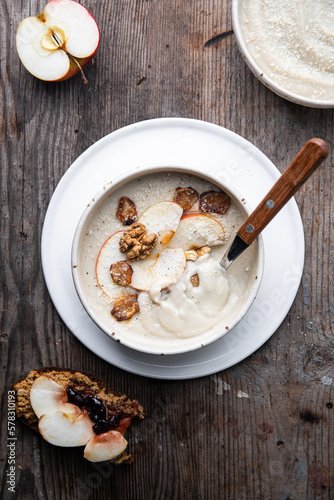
xmin=168 ymin=213 xmax=226 ymax=250
xmin=16 ymin=0 xmax=100 ymax=82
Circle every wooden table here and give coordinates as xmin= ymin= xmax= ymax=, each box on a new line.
xmin=1 ymin=1 xmax=333 ymax=498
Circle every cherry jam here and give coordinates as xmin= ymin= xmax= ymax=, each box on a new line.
xmin=66 ymin=388 xmax=124 ymax=435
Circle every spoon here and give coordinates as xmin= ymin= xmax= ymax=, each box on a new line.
xmin=220 ymin=138 xmax=329 ymax=270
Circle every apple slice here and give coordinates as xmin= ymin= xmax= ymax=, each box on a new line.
xmin=129 ymin=247 xmax=186 ymax=291
xmin=96 ymin=231 xmax=134 ymax=299
xmin=96 ymin=200 xmax=183 ymax=297
xmin=97 ymin=230 xmax=186 ymax=296
xmin=16 ymin=0 xmax=100 ymax=82
xmin=84 ymin=430 xmax=128 ymax=462
xmin=30 ymin=375 xmax=81 ymax=419
xmin=137 ymin=201 xmax=183 ymax=235
xmin=168 ymin=213 xmax=226 ymax=250
xmin=39 ymin=410 xmax=95 ymax=447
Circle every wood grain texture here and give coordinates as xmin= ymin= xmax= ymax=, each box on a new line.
xmin=1 ymin=1 xmax=333 ymax=499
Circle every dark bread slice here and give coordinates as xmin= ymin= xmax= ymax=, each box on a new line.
xmin=13 ymin=367 xmax=145 ymax=463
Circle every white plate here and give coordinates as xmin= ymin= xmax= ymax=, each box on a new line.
xmin=41 ymin=118 xmax=305 ymax=380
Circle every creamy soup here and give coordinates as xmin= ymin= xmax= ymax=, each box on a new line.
xmin=76 ymin=172 xmax=259 ymax=342
xmin=239 ymin=0 xmax=334 ymax=101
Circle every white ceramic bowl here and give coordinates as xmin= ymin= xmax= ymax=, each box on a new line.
xmin=71 ymin=165 xmax=264 ymax=355
xmin=232 ymin=0 xmax=334 ymax=109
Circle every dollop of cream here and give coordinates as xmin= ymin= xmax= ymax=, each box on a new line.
xmin=138 ymin=254 xmax=230 ymax=338
xmin=239 ymin=0 xmax=334 ymax=100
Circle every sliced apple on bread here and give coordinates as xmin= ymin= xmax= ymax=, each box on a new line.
xmin=13 ymin=368 xmax=145 ymax=463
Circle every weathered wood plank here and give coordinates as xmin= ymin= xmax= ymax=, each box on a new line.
xmin=1 ymin=0 xmax=333 ymax=499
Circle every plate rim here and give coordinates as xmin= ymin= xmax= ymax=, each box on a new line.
xmin=41 ymin=117 xmax=305 ymax=380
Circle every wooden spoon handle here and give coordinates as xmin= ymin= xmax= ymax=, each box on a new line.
xmin=237 ymin=138 xmax=329 ymax=245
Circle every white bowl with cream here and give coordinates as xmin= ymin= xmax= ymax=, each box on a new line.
xmin=71 ymin=165 xmax=264 ymax=355
xmin=233 ymin=0 xmax=334 ymax=108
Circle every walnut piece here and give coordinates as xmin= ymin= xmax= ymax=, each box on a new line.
xmin=196 ymin=246 xmax=211 ymax=258
xmin=199 ymin=190 xmax=231 ymax=215
xmin=110 ymin=261 xmax=133 ymax=286
xmin=185 ymin=250 xmax=199 ymax=261
xmin=111 ymin=294 xmax=140 ymax=321
xmin=190 ymin=274 xmax=200 ymax=287
xmin=116 ymin=196 xmax=138 ymax=225
xmin=119 ymin=223 xmax=157 ymax=260
xmin=185 ymin=246 xmax=211 ymax=261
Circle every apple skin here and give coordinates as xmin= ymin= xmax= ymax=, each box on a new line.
xmin=55 ymin=52 xmax=97 ymax=82
xmin=16 ymin=0 xmax=100 ymax=82
xmin=84 ymin=430 xmax=128 ymax=462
